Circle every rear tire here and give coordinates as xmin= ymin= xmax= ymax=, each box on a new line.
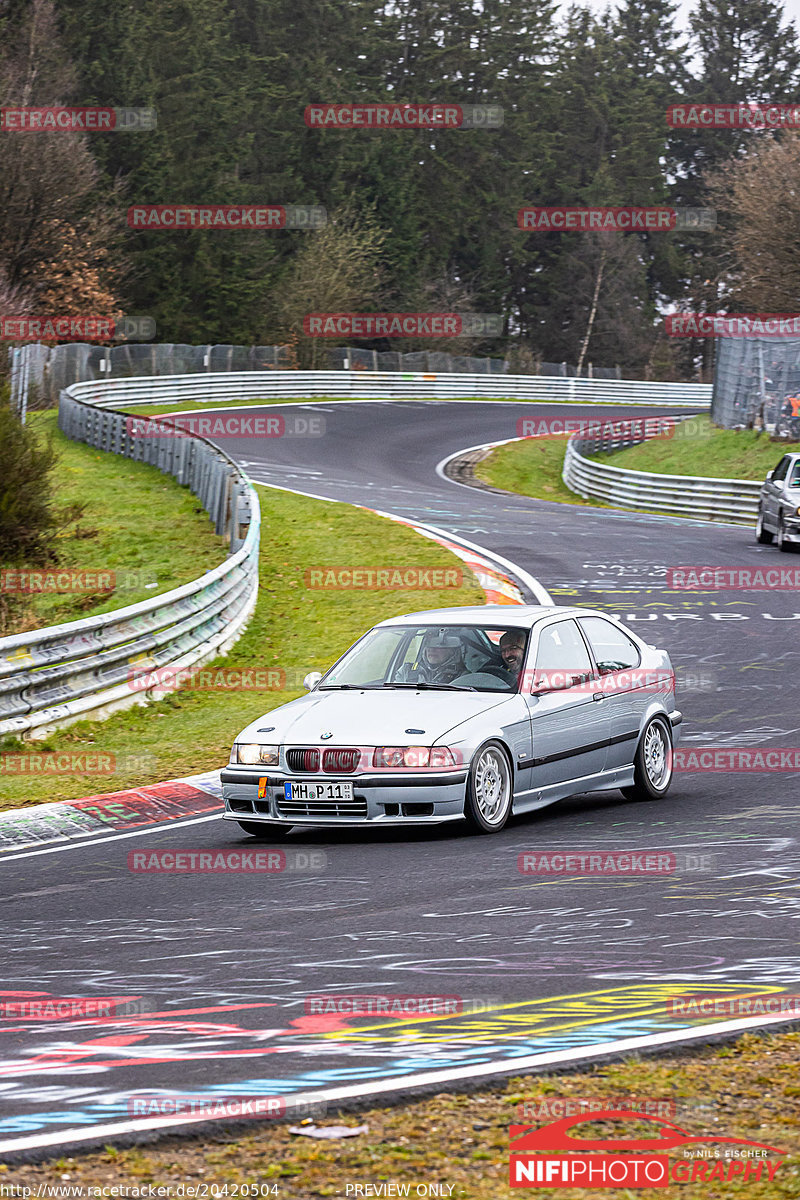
xmin=464 ymin=741 xmax=513 ymax=833
xmin=621 ymin=716 xmax=673 ymax=803
xmin=236 ymin=820 xmax=293 ymax=838
xmin=755 ymin=509 xmax=774 ymax=544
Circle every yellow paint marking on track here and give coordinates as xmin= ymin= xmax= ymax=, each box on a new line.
xmin=314 ymin=982 xmax=786 ymax=1044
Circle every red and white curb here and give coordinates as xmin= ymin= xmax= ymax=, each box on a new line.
xmin=0 ymin=771 xmax=222 ymax=857
xmin=373 ymin=511 xmax=551 ymax=606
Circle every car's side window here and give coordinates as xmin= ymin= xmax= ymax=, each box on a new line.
xmin=772 ymin=456 xmax=790 ymax=482
xmin=531 ymin=619 xmax=593 ymax=689
xmin=789 ymin=460 xmax=800 ymax=487
xmin=579 ymin=616 xmax=641 ymax=674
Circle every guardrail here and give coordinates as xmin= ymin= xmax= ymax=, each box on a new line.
xmin=0 ymin=371 xmax=709 ymax=740
xmin=0 ymin=387 xmax=260 ymax=739
xmin=562 ymin=418 xmax=760 ymax=525
xmin=69 ymin=372 xmax=710 ymax=407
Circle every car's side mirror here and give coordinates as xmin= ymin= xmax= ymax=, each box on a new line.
xmin=303 ymin=671 xmax=323 ymax=691
xmin=766 ymin=470 xmax=774 ymax=482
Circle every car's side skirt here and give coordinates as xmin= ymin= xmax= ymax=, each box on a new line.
xmin=512 ymin=766 xmax=636 ymax=814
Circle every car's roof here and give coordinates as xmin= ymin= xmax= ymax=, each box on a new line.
xmin=374 ymin=605 xmax=610 ymax=630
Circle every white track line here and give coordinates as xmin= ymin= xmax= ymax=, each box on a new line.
xmin=0 ymin=813 xmax=221 ymax=863
xmin=247 ymin=479 xmax=552 ymax=606
xmin=0 ymin=1010 xmax=795 ymax=1154
xmin=436 ymin=435 xmax=526 ymax=489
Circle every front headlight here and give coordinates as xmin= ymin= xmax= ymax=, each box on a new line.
xmin=372 ymin=746 xmax=456 ymax=769
xmin=234 ymin=743 xmax=279 ymax=766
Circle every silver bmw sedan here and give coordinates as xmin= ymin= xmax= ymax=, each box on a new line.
xmin=221 ymin=605 xmax=681 ymax=836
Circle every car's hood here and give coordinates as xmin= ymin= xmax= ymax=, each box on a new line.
xmin=236 ymin=688 xmax=514 ymax=745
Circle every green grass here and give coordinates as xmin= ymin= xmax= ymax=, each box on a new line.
xmin=476 ymin=416 xmax=800 ymax=506
xmin=591 ymin=415 xmax=800 ymax=480
xmin=475 ymin=435 xmax=608 ymax=507
xmin=3 ymin=412 xmax=228 ymax=634
xmin=0 ymin=485 xmax=483 ymax=809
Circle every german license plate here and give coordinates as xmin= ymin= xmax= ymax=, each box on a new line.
xmin=284 ymin=780 xmax=354 ymax=802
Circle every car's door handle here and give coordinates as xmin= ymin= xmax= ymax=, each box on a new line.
xmin=592 ymin=692 xmax=604 ymax=702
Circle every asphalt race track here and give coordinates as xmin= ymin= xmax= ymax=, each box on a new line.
xmin=3 ymin=400 xmax=800 ymax=1160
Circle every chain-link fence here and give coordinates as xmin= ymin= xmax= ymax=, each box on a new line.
xmin=712 ymin=336 xmax=800 ymax=435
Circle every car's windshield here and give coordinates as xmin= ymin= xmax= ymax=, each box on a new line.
xmin=320 ymin=624 xmax=529 ymax=692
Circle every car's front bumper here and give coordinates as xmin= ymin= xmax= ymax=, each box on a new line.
xmin=220 ymin=767 xmax=469 ymax=826
xmin=782 ymin=514 xmax=800 ymax=541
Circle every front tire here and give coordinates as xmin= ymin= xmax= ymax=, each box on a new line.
xmin=464 ymin=741 xmax=513 ymax=833
xmin=755 ymin=508 xmax=774 ymax=544
xmin=621 ymin=717 xmax=673 ymax=803
xmin=777 ymin=514 xmax=792 ymax=552
xmin=237 ymin=820 xmax=293 ymax=838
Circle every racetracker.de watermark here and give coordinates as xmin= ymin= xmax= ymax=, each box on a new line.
xmin=1 ymin=568 xmax=157 ymax=594
xmin=518 ymin=850 xmax=677 ymax=875
xmin=0 ymin=995 xmax=151 ymax=1019
xmin=0 ymin=751 xmax=155 ymax=778
xmin=304 ymin=566 xmax=462 ymax=589
xmin=519 ymin=668 xmax=675 ymax=695
xmin=668 ymin=566 xmax=800 ymax=590
xmin=667 ymin=102 xmax=800 ymax=129
xmin=1 ymin=316 xmax=155 ymax=342
xmin=1 ymin=753 xmax=117 ymax=776
xmin=125 ymin=413 xmax=325 ymax=439
xmin=127 ymin=1095 xmax=326 ymax=1119
xmin=303 ymin=994 xmax=496 ymax=1016
xmin=518 ymin=206 xmax=716 ymax=231
xmin=127 ymin=849 xmax=326 ymax=873
xmin=674 ymin=747 xmax=800 ymax=772
xmin=515 ymin=416 xmax=676 ymax=440
xmin=667 ymin=993 xmax=800 ymax=1017
xmin=128 ymin=205 xmax=326 ymax=230
xmin=1 ymin=106 xmax=156 ymax=131
xmin=126 ymin=667 xmax=306 ymax=694
xmin=516 ymin=1096 xmax=709 ymax=1121
xmin=666 ymin=313 xmax=800 ymax=337
xmin=304 ymin=103 xmax=503 ymax=129
xmin=303 ymin=312 xmax=503 ymax=337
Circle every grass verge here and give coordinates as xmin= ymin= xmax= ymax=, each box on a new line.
xmin=476 ymin=416 xmax=800 ymax=506
xmin=3 ymin=1029 xmax=798 ymax=1197
xmin=474 ymin=437 xmax=608 ymax=508
xmin=591 ymin=416 xmax=800 ymax=481
xmin=0 ymin=485 xmax=483 ymax=809
xmin=2 ymin=412 xmax=228 ymax=635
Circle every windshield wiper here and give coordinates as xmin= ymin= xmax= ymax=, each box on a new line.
xmin=383 ymin=682 xmax=477 ymax=692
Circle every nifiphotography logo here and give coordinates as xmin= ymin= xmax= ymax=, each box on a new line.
xmin=508 ymin=1110 xmax=785 ymax=1188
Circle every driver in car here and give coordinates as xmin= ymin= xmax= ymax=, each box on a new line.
xmin=499 ymin=630 xmax=526 ymax=683
xmin=396 ymin=630 xmax=466 ymax=685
